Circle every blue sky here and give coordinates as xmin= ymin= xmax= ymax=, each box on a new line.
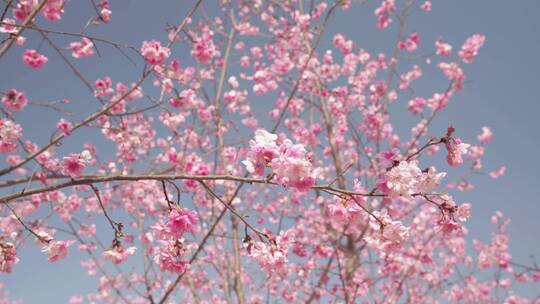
xmin=1 ymin=0 xmax=539 ymax=302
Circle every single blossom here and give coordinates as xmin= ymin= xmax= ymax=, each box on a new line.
xmin=57 ymin=118 xmax=73 ymax=136
xmin=489 ymin=165 xmax=506 ymax=179
xmin=69 ymin=296 xmax=84 ymax=304
xmin=61 ymin=153 xmax=86 ymax=177
xmin=420 ymin=1 xmax=432 ymax=11
xmin=2 ymin=89 xmax=28 ymax=111
xmin=99 ymin=0 xmax=112 ymax=23
xmin=15 ymin=36 xmax=26 ymax=46
xmin=456 ymin=203 xmax=471 ymax=222
xmin=477 ymin=126 xmax=493 ymax=144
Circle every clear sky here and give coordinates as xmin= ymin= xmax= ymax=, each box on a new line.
xmin=1 ymin=0 xmax=539 ymax=302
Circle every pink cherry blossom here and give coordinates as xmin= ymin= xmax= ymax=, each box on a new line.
xmin=456 ymin=203 xmax=471 ymax=222
xmin=435 ymin=38 xmax=452 ymax=57
xmin=398 ymin=32 xmax=420 ymax=52
xmin=191 ymin=27 xmax=218 ymax=62
xmin=94 ymin=76 xmax=113 ymax=97
xmin=22 ymin=49 xmax=48 ymax=69
xmin=13 ymin=0 xmax=36 ymax=21
xmin=333 ymin=34 xmax=353 ymax=54
xmin=420 ymin=1 xmax=432 ymax=12
xmin=2 ymin=89 xmax=28 ymax=111
xmin=154 ymin=240 xmax=189 ymax=273
xmin=57 ymin=118 xmax=73 ymax=136
xmin=438 ymin=62 xmax=465 ymax=90
xmin=374 ymin=0 xmax=395 ymax=29
xmin=42 ymin=0 xmax=65 ymax=21
xmin=399 ymin=65 xmax=422 ymax=89
xmin=459 ymin=34 xmax=486 ymax=63
xmin=167 ymin=208 xmax=197 ymax=239
xmin=69 ymin=37 xmax=94 ymax=58
xmin=102 ymin=246 xmax=136 ymax=264
xmin=246 ymin=231 xmax=292 ymax=274
xmin=382 ymin=220 xmax=409 ymax=243
xmin=489 ymin=165 xmax=506 ymax=179
xmin=271 ymin=139 xmax=316 ymax=191
xmin=367 ymin=210 xmax=409 ymax=248
xmin=418 ymin=166 xmax=447 ymax=192
xmin=0 ymin=119 xmax=22 ymax=153
xmin=0 ymin=243 xmax=18 ymax=273
xmin=0 ymin=19 xmax=17 ymax=33
xmin=380 ymin=161 xmax=446 ymax=197
xmin=242 ymin=129 xmax=279 ymax=175
xmin=42 ymin=240 xmax=75 ymax=262
xmin=445 ymin=137 xmax=470 ymax=167
xmin=15 ymin=36 xmax=26 ymax=46
xmin=477 ymin=126 xmax=493 ymax=143
xmin=408 ymin=97 xmax=426 ymax=114
xmin=61 ymin=154 xmax=86 ymax=177
xmin=99 ymin=0 xmax=111 ymax=23
xmin=140 ymin=40 xmax=170 ymax=65
xmin=69 ymin=296 xmax=84 ymax=304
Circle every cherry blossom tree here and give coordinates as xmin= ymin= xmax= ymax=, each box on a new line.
xmin=0 ymin=0 xmax=537 ymax=303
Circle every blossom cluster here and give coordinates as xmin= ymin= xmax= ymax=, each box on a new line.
xmin=243 ymin=129 xmax=316 ymax=191
xmin=0 ymin=119 xmax=22 ymax=153
xmin=245 ymin=231 xmax=293 ymax=275
xmin=13 ymin=0 xmax=65 ymax=22
xmin=445 ymin=136 xmax=471 ymax=167
xmin=379 ymin=161 xmax=446 ymax=197
xmin=22 ymin=49 xmax=48 ymax=69
xmin=150 ymin=208 xmax=197 ymax=273
xmin=366 ymin=210 xmax=409 ymax=252
xmin=140 ymin=40 xmax=170 ymax=65
xmin=0 ymin=243 xmax=18 ymax=273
